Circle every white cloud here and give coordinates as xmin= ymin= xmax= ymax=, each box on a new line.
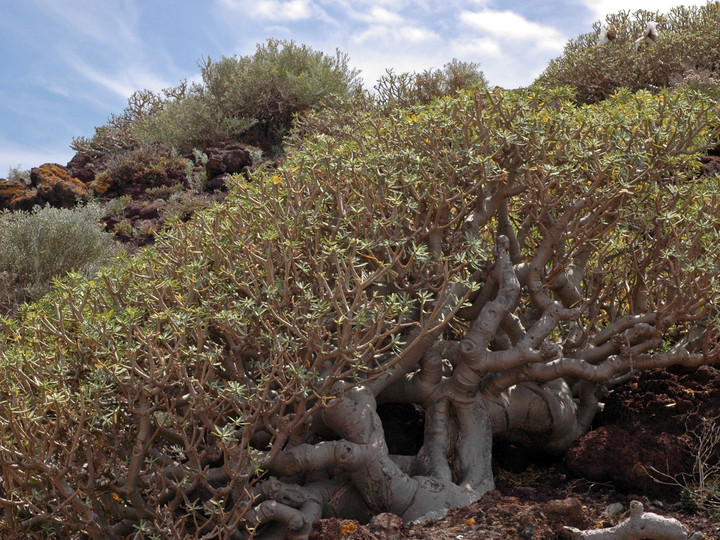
xmin=352 ymin=24 xmax=440 ymax=45
xmin=581 ymin=0 xmax=708 ymax=20
xmin=460 ymin=9 xmax=566 ymax=51
xmin=321 ymin=1 xmax=404 ymax=26
xmin=398 ymin=26 xmax=440 ymax=44
xmin=364 ymin=6 xmax=404 ymax=24
xmin=450 ymin=37 xmax=502 ymax=58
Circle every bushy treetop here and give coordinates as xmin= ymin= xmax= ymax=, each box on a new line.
xmin=536 ymin=2 xmax=720 ymax=103
xmin=71 ymin=39 xmax=361 ymax=156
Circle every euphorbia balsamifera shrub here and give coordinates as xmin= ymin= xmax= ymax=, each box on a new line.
xmin=536 ymin=3 xmax=720 ymax=104
xmin=1 ymin=85 xmax=719 ymax=539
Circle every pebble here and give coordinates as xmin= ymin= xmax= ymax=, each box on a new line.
xmin=603 ymin=502 xmax=624 ymax=516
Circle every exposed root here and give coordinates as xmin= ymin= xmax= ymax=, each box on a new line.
xmin=562 ymin=500 xmax=704 ymax=540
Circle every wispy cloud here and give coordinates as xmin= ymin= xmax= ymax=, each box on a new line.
xmin=23 ymin=0 xmax=182 ymax=103
xmin=64 ymin=53 xmax=173 ymax=99
xmin=460 ymin=9 xmax=567 ymax=51
xmin=29 ymin=0 xmax=141 ymax=48
xmin=219 ymin=0 xmax=314 ymax=20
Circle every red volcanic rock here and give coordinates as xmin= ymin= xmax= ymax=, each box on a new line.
xmin=124 ymin=199 xmax=166 ymax=220
xmin=31 ymin=163 xmax=89 ymax=207
xmin=205 ymin=144 xmax=252 ymax=191
xmin=66 ymin=152 xmax=98 ymax=184
xmin=368 ymin=513 xmax=408 ymax=537
xmin=543 ymin=498 xmax=587 ymax=529
xmin=565 ymin=425 xmax=691 ymax=498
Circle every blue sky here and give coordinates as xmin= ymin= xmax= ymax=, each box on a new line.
xmin=0 ymin=0 xmax=710 ymax=175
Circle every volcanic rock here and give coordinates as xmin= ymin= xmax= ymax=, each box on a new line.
xmin=31 ymin=163 xmax=89 ymax=207
xmin=0 ymin=179 xmax=38 ymax=210
xmin=543 ymin=497 xmax=587 ymax=529
xmin=66 ymin=152 xmax=98 ymax=184
xmin=205 ymin=144 xmax=252 ymax=190
xmin=565 ymin=425 xmax=691 ymax=497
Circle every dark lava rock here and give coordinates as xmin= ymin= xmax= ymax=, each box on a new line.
xmin=205 ymin=143 xmax=252 ymax=188
xmin=205 ymin=172 xmax=233 ymax=192
xmin=700 ymin=155 xmax=720 ymax=177
xmin=66 ymin=152 xmax=98 ymax=184
xmin=565 ymin=424 xmax=692 ymax=497
xmin=124 ymin=199 xmax=166 ymax=220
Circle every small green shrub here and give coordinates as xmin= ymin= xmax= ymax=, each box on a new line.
xmin=187 ymin=150 xmax=209 ymax=194
xmin=5 ymin=165 xmax=31 ymax=185
xmin=130 ymin=93 xmax=256 ymax=153
xmin=0 ymin=203 xmax=120 ymax=309
xmin=103 ymin=194 xmax=132 ymax=217
xmin=192 ymin=148 xmax=209 ymax=166
xmin=112 ymin=220 xmax=134 ymax=237
xmin=161 ymin=191 xmax=217 ymax=224
xmin=71 ymin=88 xmax=168 ymax=155
xmin=145 ymin=182 xmax=186 ymax=199
xmin=91 ymin=144 xmax=190 ymax=194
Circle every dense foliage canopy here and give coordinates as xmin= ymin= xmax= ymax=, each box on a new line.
xmin=536 ymin=2 xmax=720 ymax=103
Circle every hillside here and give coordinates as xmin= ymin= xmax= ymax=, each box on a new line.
xmin=1 ymin=7 xmax=720 ymax=539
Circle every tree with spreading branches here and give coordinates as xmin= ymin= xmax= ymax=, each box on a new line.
xmin=1 ymin=83 xmax=719 ymax=539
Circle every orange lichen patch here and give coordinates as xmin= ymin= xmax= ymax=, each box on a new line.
xmin=89 ymin=174 xmax=113 ymax=195
xmin=0 ymin=179 xmax=28 ymax=198
xmin=31 ymin=163 xmax=70 ymax=183
xmin=464 ymin=518 xmax=476 ymax=526
xmin=33 ymin=163 xmax=87 ymax=189
xmin=340 ymin=521 xmax=358 ymax=535
xmin=9 ymin=190 xmax=38 ymax=211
